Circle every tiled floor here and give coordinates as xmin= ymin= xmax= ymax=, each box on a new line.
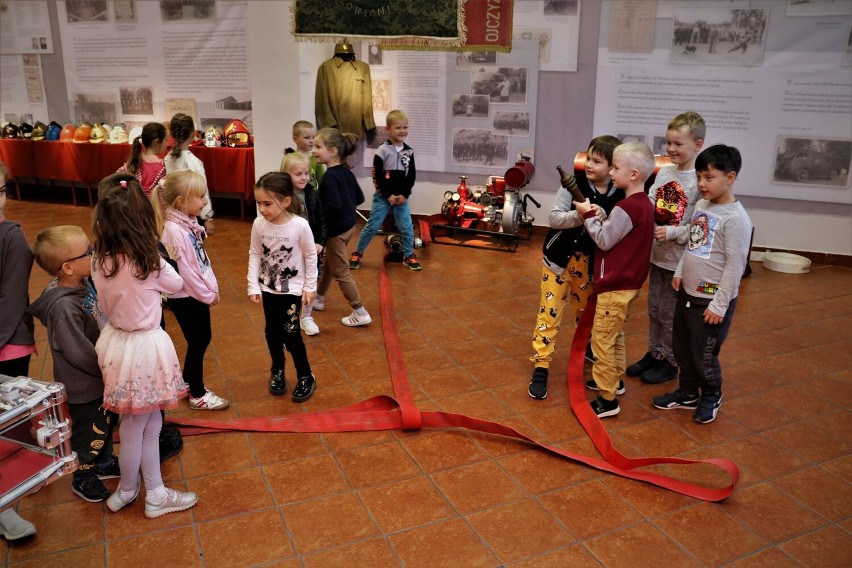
xmin=2 ymin=197 xmax=851 ymax=567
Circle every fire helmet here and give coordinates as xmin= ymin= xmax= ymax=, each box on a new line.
xmin=18 ymin=122 xmax=34 ymax=139
xmin=1 ymin=123 xmax=19 ymax=139
xmin=89 ymin=123 xmax=108 ymax=143
xmin=189 ymin=130 xmax=205 ymax=147
xmin=60 ymin=123 xmax=77 ymax=141
xmin=45 ymin=121 xmax=62 ymax=141
xmin=73 ymin=122 xmax=93 ymax=143
xmin=334 ymin=41 xmax=354 ymax=56
xmin=128 ymin=126 xmax=143 ymax=144
xmin=107 ymin=125 xmax=128 ymax=144
xmin=31 ymin=121 xmax=47 ymax=141
xmin=223 ymin=119 xmax=252 ymax=147
xmin=204 ymin=126 xmax=222 ymax=147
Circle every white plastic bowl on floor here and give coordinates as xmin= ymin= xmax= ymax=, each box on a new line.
xmin=763 ymin=252 xmax=811 ymax=274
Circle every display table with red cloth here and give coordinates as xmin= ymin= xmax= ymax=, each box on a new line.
xmin=0 ymin=140 xmax=255 ymax=212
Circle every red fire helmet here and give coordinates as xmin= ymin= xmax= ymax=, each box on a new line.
xmin=223 ymin=119 xmax=252 ymax=147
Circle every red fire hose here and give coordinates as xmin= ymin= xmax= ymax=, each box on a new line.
xmin=168 ymin=248 xmax=739 ymax=501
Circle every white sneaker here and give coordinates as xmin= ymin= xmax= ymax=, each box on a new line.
xmin=313 ymin=296 xmax=325 ymax=311
xmin=189 ymin=390 xmax=229 ymax=410
xmin=341 ymin=311 xmax=372 ymax=327
xmin=144 ymin=488 xmax=198 ymax=519
xmin=300 ymin=316 xmax=320 ymax=336
xmin=106 ymin=488 xmax=139 ymax=513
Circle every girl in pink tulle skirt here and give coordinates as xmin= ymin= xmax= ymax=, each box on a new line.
xmin=91 ymin=174 xmax=198 ymax=518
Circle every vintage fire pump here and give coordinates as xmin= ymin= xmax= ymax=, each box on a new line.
xmin=430 ymin=156 xmax=540 ymax=251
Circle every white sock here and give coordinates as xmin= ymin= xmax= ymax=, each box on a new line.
xmin=355 ymin=306 xmax=367 ymax=317
xmin=302 ymin=303 xmax=313 ymax=318
xmin=146 ymin=485 xmax=168 ymax=504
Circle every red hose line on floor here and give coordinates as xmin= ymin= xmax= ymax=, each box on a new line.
xmin=168 ymin=250 xmax=739 ymax=501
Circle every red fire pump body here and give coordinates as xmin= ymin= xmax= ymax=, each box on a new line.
xmin=432 ymin=156 xmax=540 ymax=250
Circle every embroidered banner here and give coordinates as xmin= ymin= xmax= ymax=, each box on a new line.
xmin=292 ymin=0 xmax=465 ymax=48
xmin=292 ymin=0 xmax=514 ymax=52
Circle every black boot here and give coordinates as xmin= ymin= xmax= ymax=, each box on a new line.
xmin=269 ymin=368 xmax=287 ymax=396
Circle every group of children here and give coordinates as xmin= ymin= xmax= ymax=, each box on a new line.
xmin=529 ymin=111 xmax=752 ymax=425
xmin=0 ymin=109 xmax=425 ymax=527
xmin=0 ymin=106 xmax=750 ymax=537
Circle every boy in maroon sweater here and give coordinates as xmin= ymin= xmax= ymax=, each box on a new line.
xmin=574 ymin=142 xmax=656 ymax=418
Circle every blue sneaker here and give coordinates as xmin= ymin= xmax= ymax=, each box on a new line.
xmin=693 ymin=391 xmax=722 ymax=424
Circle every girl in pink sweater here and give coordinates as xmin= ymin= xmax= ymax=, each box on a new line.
xmin=92 ymin=173 xmax=198 ymax=519
xmin=157 ymin=169 xmax=228 ymax=410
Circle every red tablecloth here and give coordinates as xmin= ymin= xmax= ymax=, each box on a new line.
xmin=0 ymin=139 xmax=254 ymax=200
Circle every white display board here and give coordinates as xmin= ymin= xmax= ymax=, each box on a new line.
xmin=0 ymin=54 xmax=48 ymax=124
xmin=593 ymin=0 xmax=852 ymax=204
xmin=55 ymin=0 xmax=251 ymax=132
xmin=0 ymin=1 xmax=53 ymax=55
xmin=363 ymin=38 xmax=539 ymax=175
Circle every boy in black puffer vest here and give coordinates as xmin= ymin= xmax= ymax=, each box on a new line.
xmin=528 ymin=135 xmax=623 ymax=400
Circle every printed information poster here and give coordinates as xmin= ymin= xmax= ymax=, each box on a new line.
xmin=55 ymin=0 xmax=250 ymax=133
xmin=0 ymin=54 xmax=49 ymax=124
xmin=363 ymin=46 xmax=448 ymax=172
xmin=593 ymin=0 xmax=852 ymax=204
xmin=363 ymin=38 xmax=539 ymax=174
xmin=0 ymin=1 xmax=54 ymax=54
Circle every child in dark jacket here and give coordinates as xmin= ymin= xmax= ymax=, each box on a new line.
xmin=30 ymin=225 xmax=120 ymax=503
xmin=528 ymin=135 xmax=622 ymax=400
xmin=349 ymin=109 xmax=421 ymax=271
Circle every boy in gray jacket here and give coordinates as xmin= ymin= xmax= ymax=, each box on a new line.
xmin=30 ymin=225 xmax=119 ymax=502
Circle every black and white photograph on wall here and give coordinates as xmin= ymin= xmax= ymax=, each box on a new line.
xmin=451 ymin=128 xmax=509 ymax=168
xmin=653 ymin=135 xmax=669 ymax=157
xmin=372 ymin=79 xmax=390 ymax=113
xmin=670 ymin=8 xmax=768 ymax=66
xmin=618 ymin=133 xmax=646 ymax=144
xmin=160 ymin=0 xmax=216 ymax=22
xmin=119 ymin=87 xmax=154 ymax=115
xmin=216 ymin=95 xmax=252 ymax=111
xmin=493 ymin=111 xmax=531 ymax=136
xmin=787 ymin=0 xmax=852 ymax=17
xmin=65 ymin=1 xmax=108 ymax=23
xmin=772 ymin=136 xmax=851 ymax=187
xmin=451 ymin=94 xmax=489 ymax=118
xmin=3 ymin=113 xmax=34 ymax=125
xmin=114 ymin=0 xmax=136 ymax=22
xmin=470 ymin=67 xmax=527 ymax=104
xmin=367 ymin=45 xmax=383 ymax=66
xmin=455 ymin=51 xmax=497 ymax=70
xmin=544 ymin=1 xmax=578 ymax=17
xmin=73 ymin=94 xmax=117 ymax=125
